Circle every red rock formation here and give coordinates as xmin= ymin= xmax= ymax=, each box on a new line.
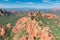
xmin=12 ymin=12 xmax=56 ymax=40
xmin=0 ymin=26 xmax=5 ymax=36
xmin=28 ymin=11 xmax=57 ymax=20
xmin=42 ymin=14 xmax=57 ymax=19
xmin=12 ymin=17 xmax=30 ymax=34
xmin=1 ymin=28 xmax=5 ymax=36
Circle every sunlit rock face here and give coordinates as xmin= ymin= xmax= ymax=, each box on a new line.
xmin=42 ymin=14 xmax=57 ymax=19
xmin=0 ymin=25 xmax=6 ymax=37
xmin=12 ymin=11 xmax=56 ymax=40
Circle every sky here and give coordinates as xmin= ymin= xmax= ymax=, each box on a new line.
xmin=0 ymin=0 xmax=60 ymax=9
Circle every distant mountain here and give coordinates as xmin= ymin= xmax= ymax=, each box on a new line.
xmin=52 ymin=8 xmax=60 ymax=11
xmin=2 ymin=7 xmax=41 ymax=12
xmin=40 ymin=8 xmax=60 ymax=14
xmin=51 ymin=8 xmax=60 ymax=14
xmin=0 ymin=9 xmax=13 ymax=16
xmin=0 ymin=7 xmax=60 ymax=16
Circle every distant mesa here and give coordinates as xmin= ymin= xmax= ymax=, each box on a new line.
xmin=52 ymin=8 xmax=60 ymax=11
xmin=52 ymin=8 xmax=60 ymax=12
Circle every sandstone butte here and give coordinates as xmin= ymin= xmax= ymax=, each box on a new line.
xmin=28 ymin=12 xmax=57 ymax=20
xmin=12 ymin=12 xmax=56 ymax=40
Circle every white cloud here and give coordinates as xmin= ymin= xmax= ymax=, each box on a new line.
xmin=54 ymin=3 xmax=60 ymax=5
xmin=42 ymin=0 xmax=55 ymax=4
xmin=51 ymin=2 xmax=60 ymax=8
xmin=43 ymin=0 xmax=50 ymax=2
xmin=4 ymin=0 xmax=9 ymax=1
xmin=26 ymin=2 xmax=34 ymax=4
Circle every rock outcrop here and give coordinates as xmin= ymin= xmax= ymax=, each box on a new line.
xmin=12 ymin=11 xmax=56 ymax=40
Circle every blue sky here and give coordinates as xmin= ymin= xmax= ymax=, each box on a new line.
xmin=0 ymin=0 xmax=60 ymax=8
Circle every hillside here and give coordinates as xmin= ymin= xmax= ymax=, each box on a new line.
xmin=0 ymin=11 xmax=60 ymax=40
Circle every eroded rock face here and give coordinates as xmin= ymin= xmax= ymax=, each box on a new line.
xmin=0 ymin=25 xmax=6 ymax=37
xmin=11 ymin=11 xmax=57 ymax=40
xmin=12 ymin=17 xmax=30 ymax=33
xmin=12 ymin=17 xmax=55 ymax=40
xmin=40 ymin=27 xmax=55 ymax=40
